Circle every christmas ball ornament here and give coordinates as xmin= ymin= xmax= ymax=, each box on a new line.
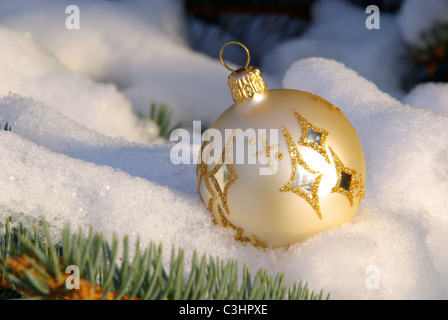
xmin=197 ymin=41 xmax=366 ymax=248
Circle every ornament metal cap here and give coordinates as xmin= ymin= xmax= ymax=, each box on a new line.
xmin=219 ymin=41 xmax=268 ymax=103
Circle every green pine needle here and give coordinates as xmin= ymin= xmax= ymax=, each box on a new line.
xmin=139 ymin=102 xmax=182 ymax=140
xmin=0 ymin=218 xmax=329 ymax=300
xmin=2 ymin=122 xmax=12 ymax=131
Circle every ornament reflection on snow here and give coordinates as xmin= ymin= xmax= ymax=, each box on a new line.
xmin=196 ymin=42 xmax=366 ymax=248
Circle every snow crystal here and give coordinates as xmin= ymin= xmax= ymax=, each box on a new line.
xmin=402 ymin=83 xmax=448 ymax=114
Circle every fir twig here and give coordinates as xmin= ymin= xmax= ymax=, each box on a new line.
xmin=0 ymin=218 xmax=329 ymax=300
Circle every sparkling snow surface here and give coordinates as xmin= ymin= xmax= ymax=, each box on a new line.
xmin=1 ymin=0 xmax=448 ymax=299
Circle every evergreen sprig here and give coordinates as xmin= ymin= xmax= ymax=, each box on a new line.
xmin=0 ymin=218 xmax=329 ymax=300
xmin=139 ymin=103 xmax=182 ymax=140
xmin=2 ymin=122 xmax=11 ymax=131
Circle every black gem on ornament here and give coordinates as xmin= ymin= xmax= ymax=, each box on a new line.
xmin=339 ymin=171 xmax=352 ymax=192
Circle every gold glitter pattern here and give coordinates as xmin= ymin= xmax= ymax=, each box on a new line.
xmin=252 ymin=135 xmax=280 ymax=172
xmin=197 ymin=130 xmax=269 ymax=248
xmin=308 ymin=92 xmax=360 ymax=138
xmin=294 ymin=110 xmax=330 ymax=164
xmin=276 ymin=152 xmax=283 ymax=161
xmin=355 ymin=173 xmax=366 ymax=205
xmin=227 ymin=67 xmax=267 ymax=103
xmin=209 ymin=130 xmax=238 ymax=215
xmin=197 ymin=141 xmax=217 ymax=212
xmin=280 ymin=126 xmax=323 ymax=220
xmin=216 ymin=204 xmax=268 ymax=248
xmin=308 ymin=92 xmax=348 ymax=121
xmin=329 ymin=146 xmax=361 ymax=206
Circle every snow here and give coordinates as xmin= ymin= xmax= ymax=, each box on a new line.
xmin=0 ymin=26 xmax=155 ymax=143
xmin=0 ymin=0 xmax=231 ymax=129
xmin=402 ymin=83 xmax=448 ymax=114
xmin=1 ymin=0 xmax=448 ymax=300
xmin=283 ymin=59 xmax=448 ymax=299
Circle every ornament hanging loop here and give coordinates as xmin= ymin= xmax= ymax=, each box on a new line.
xmin=219 ymin=41 xmax=251 ymax=73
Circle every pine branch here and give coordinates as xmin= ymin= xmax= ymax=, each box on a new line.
xmin=0 ymin=218 xmax=329 ymax=300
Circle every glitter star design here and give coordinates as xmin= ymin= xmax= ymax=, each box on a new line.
xmin=294 ymin=110 xmax=330 ymax=163
xmin=329 ymin=146 xmax=358 ymax=206
xmin=197 ymin=141 xmax=217 ymax=212
xmin=280 ymin=126 xmax=323 ymax=220
xmin=252 ymin=135 xmax=282 ymax=171
xmin=208 ymin=130 xmax=238 ymax=215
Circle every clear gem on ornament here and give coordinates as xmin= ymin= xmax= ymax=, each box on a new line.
xmin=291 ymin=164 xmax=318 ymax=195
xmin=213 ymin=160 xmax=233 ymax=194
xmin=294 ymin=110 xmax=330 ymax=164
xmin=306 ymin=128 xmax=322 ymax=145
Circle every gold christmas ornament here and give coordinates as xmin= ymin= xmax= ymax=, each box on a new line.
xmin=197 ymin=41 xmax=366 ymax=248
